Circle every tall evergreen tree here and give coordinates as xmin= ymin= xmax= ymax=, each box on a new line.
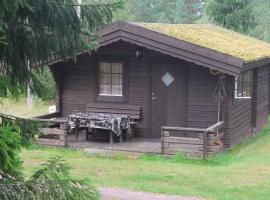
xmin=185 ymin=0 xmax=203 ymax=23
xmin=0 ymin=1 xmax=122 ymax=198
xmin=206 ymin=0 xmax=254 ymax=33
xmin=119 ymin=0 xmax=202 ymax=24
xmin=249 ymin=0 xmax=270 ymax=42
xmin=0 ymin=0 xmax=123 ymax=98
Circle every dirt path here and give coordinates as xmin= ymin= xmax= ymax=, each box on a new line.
xmin=99 ymin=187 xmax=203 ymax=200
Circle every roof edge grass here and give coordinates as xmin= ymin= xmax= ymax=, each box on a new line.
xmin=133 ymin=22 xmax=270 ymax=64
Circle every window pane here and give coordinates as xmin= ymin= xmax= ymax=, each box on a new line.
xmin=100 ymin=73 xmax=111 ymax=84
xmin=244 ymin=87 xmax=251 ymax=97
xmin=99 ymin=62 xmax=123 ymax=96
xmin=237 ymin=88 xmax=243 ymax=97
xmin=235 ymin=71 xmax=252 ymax=98
xmin=243 ymin=71 xmax=252 ymax=82
xmin=112 ymin=74 xmax=122 ymax=85
xmin=100 ymin=84 xmax=111 ymax=95
xmin=100 ymin=63 xmax=111 ymax=73
xmin=112 ymin=63 xmax=122 ymax=73
xmin=112 ymin=85 xmax=122 ymax=96
xmin=238 ymin=73 xmax=243 ymax=82
xmin=237 ymin=80 xmax=243 ymax=92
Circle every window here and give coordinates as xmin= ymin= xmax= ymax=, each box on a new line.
xmin=234 ymin=71 xmax=253 ymax=99
xmin=99 ymin=62 xmax=123 ymax=96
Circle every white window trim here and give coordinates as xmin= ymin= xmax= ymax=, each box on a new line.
xmin=234 ymin=76 xmax=252 ymax=99
xmin=99 ymin=94 xmax=123 ymax=97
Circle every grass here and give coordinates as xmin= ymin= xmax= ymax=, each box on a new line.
xmin=21 ymin=125 xmax=270 ymax=200
xmin=0 ymin=97 xmax=49 ymax=117
xmin=136 ymin=23 xmax=270 ymax=62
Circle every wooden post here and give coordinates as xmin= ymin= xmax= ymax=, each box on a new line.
xmin=110 ymin=131 xmax=113 ymax=146
xmin=86 ymin=129 xmax=88 ymax=141
xmin=203 ymin=131 xmax=208 ymax=158
xmin=60 ymin=123 xmax=68 ymax=147
xmin=75 ymin=125 xmax=79 ymax=143
xmin=161 ymin=127 xmax=170 ymax=154
xmin=161 ymin=127 xmax=164 ymax=154
xmin=125 ymin=131 xmax=128 ymax=141
xmin=120 ymin=133 xmax=123 ymax=144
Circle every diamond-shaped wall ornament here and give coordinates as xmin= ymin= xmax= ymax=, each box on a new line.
xmin=161 ymin=72 xmax=175 ymax=87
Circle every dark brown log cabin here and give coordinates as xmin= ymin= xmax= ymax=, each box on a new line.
xmin=49 ymin=21 xmax=270 ymax=148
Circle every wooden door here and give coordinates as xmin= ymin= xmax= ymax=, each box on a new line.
xmin=150 ymin=64 xmax=183 ymax=137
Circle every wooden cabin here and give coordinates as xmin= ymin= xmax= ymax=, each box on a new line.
xmin=38 ymin=21 xmax=270 ymax=156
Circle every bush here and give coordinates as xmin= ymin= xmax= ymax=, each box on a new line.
xmin=0 ymin=157 xmax=99 ymax=200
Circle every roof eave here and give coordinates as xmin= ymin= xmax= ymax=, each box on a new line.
xmin=242 ymin=58 xmax=270 ymax=72
xmin=100 ymin=21 xmax=244 ymax=76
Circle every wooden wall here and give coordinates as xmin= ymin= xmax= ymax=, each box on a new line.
xmin=50 ymin=64 xmax=64 ymax=113
xmin=256 ymin=65 xmax=270 ymax=129
xmin=229 ymin=99 xmax=252 ymax=146
xmin=50 ymin=40 xmax=270 ymax=142
xmin=186 ymin=65 xmax=219 ymax=128
xmin=61 ymin=56 xmax=96 ymax=114
xmin=127 ymin=57 xmax=150 ymax=137
xmin=227 ymin=64 xmax=270 ymax=147
xmin=52 ymin=42 xmax=151 ymax=137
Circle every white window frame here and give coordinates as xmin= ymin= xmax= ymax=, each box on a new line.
xmin=98 ymin=62 xmax=123 ymax=97
xmin=234 ymin=71 xmax=252 ymax=99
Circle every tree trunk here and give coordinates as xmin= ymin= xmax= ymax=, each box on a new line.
xmin=27 ymin=60 xmax=33 ymax=108
xmin=27 ymin=82 xmax=33 ymax=108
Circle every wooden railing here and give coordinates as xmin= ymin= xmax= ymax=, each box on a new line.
xmin=30 ymin=112 xmax=68 ymax=147
xmin=30 ymin=112 xmax=66 ymax=123
xmin=161 ymin=121 xmax=225 ymax=157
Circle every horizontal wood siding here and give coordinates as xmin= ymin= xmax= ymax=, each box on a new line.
xmin=229 ymin=98 xmax=252 ymax=146
xmin=50 ymin=65 xmax=64 ymax=113
xmin=55 ymin=42 xmax=150 ymax=137
xmin=228 ymin=65 xmax=269 ymax=147
xmin=161 ymin=125 xmax=224 ymax=157
xmin=61 ymin=56 xmax=96 ymax=115
xmin=187 ymin=65 xmax=219 ymax=128
xmin=256 ymin=65 xmax=269 ymax=129
xmin=53 ymin=40 xmax=269 ymax=143
xmin=128 ymin=57 xmax=150 ymax=137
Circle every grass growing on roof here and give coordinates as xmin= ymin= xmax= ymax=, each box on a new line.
xmin=21 ymin=125 xmax=270 ymax=200
xmin=135 ymin=23 xmax=270 ymax=63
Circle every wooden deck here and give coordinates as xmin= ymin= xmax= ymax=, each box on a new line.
xmin=67 ymin=132 xmax=161 ymax=154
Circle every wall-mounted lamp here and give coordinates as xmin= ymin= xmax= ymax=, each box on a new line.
xmin=135 ymin=48 xmax=143 ymax=59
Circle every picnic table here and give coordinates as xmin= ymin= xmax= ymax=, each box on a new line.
xmin=67 ymin=112 xmax=132 ymax=145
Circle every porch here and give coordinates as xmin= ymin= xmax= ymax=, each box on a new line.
xmin=31 ymin=112 xmax=225 ymax=157
xmin=68 ymin=135 xmax=161 ymax=154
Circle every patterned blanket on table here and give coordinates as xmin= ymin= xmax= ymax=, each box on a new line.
xmin=67 ymin=112 xmax=132 ymax=136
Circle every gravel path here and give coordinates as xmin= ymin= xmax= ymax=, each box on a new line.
xmin=99 ymin=187 xmax=203 ymax=200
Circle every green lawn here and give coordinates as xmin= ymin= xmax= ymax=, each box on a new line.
xmin=0 ymin=98 xmax=49 ymax=117
xmin=21 ymin=126 xmax=270 ymax=200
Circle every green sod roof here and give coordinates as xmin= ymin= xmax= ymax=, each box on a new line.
xmin=135 ymin=23 xmax=270 ymax=63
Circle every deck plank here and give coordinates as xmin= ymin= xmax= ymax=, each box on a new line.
xmin=68 ymin=137 xmax=161 ymax=154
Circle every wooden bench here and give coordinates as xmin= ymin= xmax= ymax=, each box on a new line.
xmin=85 ymin=103 xmax=141 ymax=145
xmin=86 ymin=103 xmax=140 ymax=123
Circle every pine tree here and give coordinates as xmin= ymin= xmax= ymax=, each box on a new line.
xmin=206 ymin=0 xmax=254 ymax=33
xmin=0 ymin=1 xmax=122 ymax=198
xmin=249 ymin=0 xmax=270 ymax=42
xmin=0 ymin=0 xmax=123 ymax=98
xmin=121 ymin=0 xmax=203 ymax=24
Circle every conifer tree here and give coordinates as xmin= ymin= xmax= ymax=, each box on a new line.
xmin=206 ymin=0 xmax=254 ymax=33
xmin=121 ymin=0 xmax=202 ymax=24
xmin=0 ymin=0 xmax=123 ymax=98
xmin=0 ymin=1 xmax=122 ymax=198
